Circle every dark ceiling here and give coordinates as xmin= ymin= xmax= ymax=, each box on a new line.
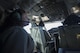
xmin=0 ymin=0 xmax=35 ymax=10
xmin=29 ymin=0 xmax=69 ymax=22
xmin=0 ymin=0 xmax=79 ymax=22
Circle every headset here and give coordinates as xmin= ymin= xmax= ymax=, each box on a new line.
xmin=6 ymin=9 xmax=25 ymax=22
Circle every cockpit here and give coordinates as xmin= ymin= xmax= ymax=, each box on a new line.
xmin=0 ymin=0 xmax=80 ymax=53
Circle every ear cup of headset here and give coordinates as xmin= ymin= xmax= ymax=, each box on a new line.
xmin=4 ymin=11 xmax=22 ymax=26
xmin=10 ymin=8 xmax=25 ymax=22
xmin=12 ymin=12 xmax=22 ymax=21
xmin=5 ymin=9 xmax=30 ymax=26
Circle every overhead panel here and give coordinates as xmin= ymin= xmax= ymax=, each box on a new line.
xmin=40 ymin=0 xmax=68 ymax=21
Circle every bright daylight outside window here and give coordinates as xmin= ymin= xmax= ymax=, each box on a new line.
xmin=24 ymin=21 xmax=63 ymax=34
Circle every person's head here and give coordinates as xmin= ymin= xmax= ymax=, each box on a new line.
xmin=3 ymin=8 xmax=30 ymax=27
xmin=62 ymin=13 xmax=80 ymax=26
xmin=0 ymin=0 xmax=34 ymax=28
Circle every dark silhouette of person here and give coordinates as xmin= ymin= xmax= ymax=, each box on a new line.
xmin=0 ymin=7 xmax=34 ymax=53
xmin=62 ymin=13 xmax=80 ymax=26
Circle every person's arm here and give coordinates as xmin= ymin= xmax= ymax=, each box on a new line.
xmin=1 ymin=26 xmax=34 ymax=53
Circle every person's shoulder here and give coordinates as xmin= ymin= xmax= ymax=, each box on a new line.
xmin=9 ymin=26 xmax=28 ymax=34
xmin=10 ymin=26 xmax=24 ymax=30
xmin=3 ymin=26 xmax=29 ymax=36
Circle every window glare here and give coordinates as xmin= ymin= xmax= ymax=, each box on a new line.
xmin=24 ymin=21 xmax=63 ymax=33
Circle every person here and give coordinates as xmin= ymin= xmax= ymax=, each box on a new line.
xmin=62 ymin=13 xmax=80 ymax=26
xmin=0 ymin=7 xmax=34 ymax=53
